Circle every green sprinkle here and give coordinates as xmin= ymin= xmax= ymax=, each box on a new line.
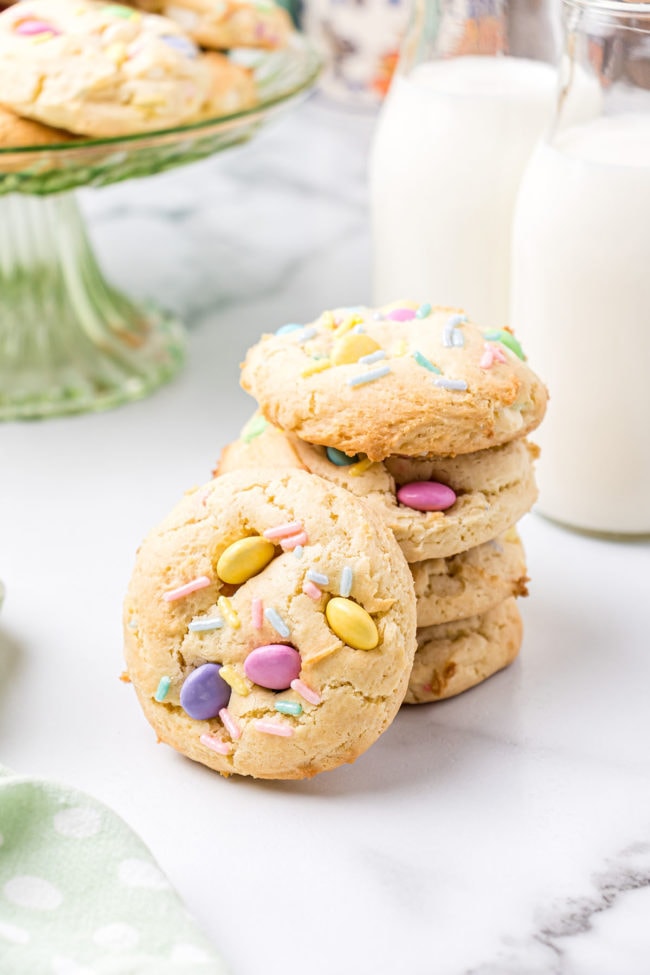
xmin=104 ymin=3 xmax=137 ymax=17
xmin=415 ymin=303 xmax=432 ymax=319
xmin=412 ymin=349 xmax=441 ymax=374
xmin=242 ymin=414 xmax=268 ymax=444
xmin=484 ymin=330 xmax=526 ymax=361
xmin=275 ymin=701 xmax=303 ymax=717
xmin=155 ymin=676 xmax=171 ymax=702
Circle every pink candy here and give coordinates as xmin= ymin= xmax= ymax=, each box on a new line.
xmin=244 ymin=644 xmax=301 ymax=691
xmin=386 ymin=308 xmax=416 ymax=322
xmin=396 ymin=481 xmax=456 ymax=512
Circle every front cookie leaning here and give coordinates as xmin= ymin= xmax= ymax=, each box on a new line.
xmin=124 ymin=468 xmax=417 ymax=780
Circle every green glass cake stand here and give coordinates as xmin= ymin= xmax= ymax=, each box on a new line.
xmin=0 ymin=37 xmax=321 ymax=421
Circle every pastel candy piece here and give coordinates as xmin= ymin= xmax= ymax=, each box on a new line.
xmin=326 ymin=446 xmax=360 ymax=466
xmin=386 ymin=308 xmax=416 ymax=322
xmin=331 ymin=333 xmax=381 ymax=366
xmin=244 ymin=644 xmax=301 ymax=691
xmin=325 ymin=597 xmax=378 ymax=651
xmin=396 ymin=481 xmax=457 ymax=512
xmin=15 ymin=19 xmax=60 ymax=35
xmin=180 ymin=663 xmax=230 ymax=720
xmin=217 ymin=536 xmax=275 ymax=585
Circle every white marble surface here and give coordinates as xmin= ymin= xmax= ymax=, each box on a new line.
xmin=2 ymin=96 xmax=650 ymax=975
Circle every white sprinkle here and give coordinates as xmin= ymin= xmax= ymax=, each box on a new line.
xmin=339 ymin=565 xmax=353 ymax=598
xmin=452 ymin=329 xmax=465 ymax=347
xmin=434 ymin=377 xmax=468 ymax=391
xmin=348 ymin=365 xmax=391 ymax=387
xmin=188 ymin=617 xmax=224 ymax=632
xmin=307 ymin=569 xmax=329 ymax=586
xmin=295 ymin=326 xmax=317 ymax=343
xmin=358 ymin=350 xmax=386 ymax=366
xmin=293 ymin=546 xmax=304 ymax=559
xmin=351 ymin=324 xmax=365 ymax=334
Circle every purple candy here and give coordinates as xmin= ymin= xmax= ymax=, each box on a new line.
xmin=396 ymin=481 xmax=457 ymax=512
xmin=244 ymin=644 xmax=301 ymax=691
xmin=386 ymin=308 xmax=416 ymax=322
xmin=180 ymin=663 xmax=230 ymax=720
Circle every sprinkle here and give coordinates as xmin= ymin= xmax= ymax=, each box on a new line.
xmin=479 ymin=342 xmax=507 ymax=369
xmin=333 ymin=315 xmax=363 ymax=338
xmin=294 ymin=326 xmax=317 ymax=344
xmin=105 ymin=4 xmax=139 ymax=17
xmin=372 ymin=312 xmax=383 ymax=321
xmin=434 ymin=377 xmax=468 ymax=391
xmin=200 ymin=733 xmax=232 ymax=755
xmin=163 ymin=576 xmax=211 ymax=602
xmin=307 ymin=570 xmax=329 ymax=586
xmin=280 ymin=531 xmax=308 ymax=551
xmin=358 ymin=350 xmax=386 ymax=366
xmin=264 ymin=607 xmax=290 ymax=638
xmin=217 ymin=596 xmax=240 ymax=629
xmin=253 ymin=720 xmax=294 ymax=737
xmin=339 ymin=566 xmax=353 ymax=598
xmin=452 ymin=329 xmax=465 ymax=347
xmin=128 ymin=617 xmax=138 ymax=630
xmin=386 ymin=307 xmax=416 ymax=322
xmin=16 ymin=18 xmax=61 ymax=35
xmin=291 ymin=679 xmax=321 ymax=705
xmin=303 ymin=580 xmax=323 ymax=600
xmin=105 ymin=41 xmax=127 ymax=64
xmin=119 ymin=671 xmax=131 ymax=683
xmin=348 ymin=365 xmax=391 ymax=387
xmin=264 ymin=521 xmax=304 ymax=540
xmin=188 ymin=616 xmax=224 ymax=632
xmin=320 ymin=311 xmax=336 ymax=329
xmin=351 ymin=324 xmax=365 ymax=334
xmin=154 ymin=676 xmax=171 ymax=702
xmin=275 ymin=323 xmax=302 ymax=336
xmin=242 ymin=414 xmax=268 ymax=443
xmin=301 ymin=359 xmax=332 ymax=378
xmin=412 ymin=349 xmax=441 ymax=374
xmin=293 ymin=546 xmax=304 ymax=559
xmin=275 ymin=701 xmax=303 ymax=717
xmin=219 ymin=665 xmax=251 ymax=696
xmin=219 ymin=707 xmax=242 ymax=740
xmin=484 ymin=329 xmax=526 ymax=360
xmin=160 ymin=34 xmax=198 ymax=58
xmin=349 ymin=457 xmax=374 ymax=477
xmin=415 ymin=303 xmax=432 ymax=319
xmin=252 ymin=598 xmax=264 ymax=630
xmin=304 ymin=646 xmax=339 ymax=665
xmin=443 ymin=314 xmax=467 ymax=347
xmin=391 ymin=339 xmax=408 ymax=357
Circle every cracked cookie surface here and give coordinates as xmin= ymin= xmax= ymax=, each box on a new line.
xmin=124 ymin=468 xmax=417 ymax=780
xmin=240 ymin=303 xmax=548 ymax=461
xmin=134 ymin=0 xmax=292 ymax=51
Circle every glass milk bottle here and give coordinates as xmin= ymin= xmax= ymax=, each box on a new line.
xmin=369 ymin=0 xmax=563 ymax=328
xmin=511 ymin=0 xmax=650 ymax=535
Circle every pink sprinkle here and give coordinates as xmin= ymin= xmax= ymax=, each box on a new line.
xmin=252 ymin=597 xmax=264 ymax=630
xmin=163 ymin=576 xmax=211 ymax=602
xmin=263 ymin=521 xmax=304 ymax=540
xmin=219 ymin=707 xmax=242 ymax=741
xmin=280 ymin=531 xmax=308 ymax=551
xmin=302 ymin=580 xmax=322 ymax=600
xmin=200 ymin=733 xmax=232 ymax=755
xmin=253 ymin=720 xmax=294 ymax=737
xmin=480 ymin=342 xmax=508 ymax=369
xmin=290 ymin=679 xmax=321 ymax=705
xmin=16 ymin=19 xmax=60 ymax=36
xmin=387 ymin=308 xmax=416 ymax=322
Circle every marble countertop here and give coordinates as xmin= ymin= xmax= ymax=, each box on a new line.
xmin=2 ymin=96 xmax=650 ymax=975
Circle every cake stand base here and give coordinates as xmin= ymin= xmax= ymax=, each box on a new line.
xmin=0 ymin=192 xmax=185 ymax=421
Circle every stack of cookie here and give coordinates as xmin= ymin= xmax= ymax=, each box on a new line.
xmin=123 ymin=301 xmax=547 ymax=781
xmin=0 ymin=0 xmax=292 ymax=149
xmin=221 ymin=301 xmax=547 ymax=704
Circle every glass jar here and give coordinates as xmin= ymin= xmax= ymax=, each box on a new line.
xmin=511 ymin=0 xmax=650 ymax=536
xmin=369 ymin=0 xmax=563 ymax=329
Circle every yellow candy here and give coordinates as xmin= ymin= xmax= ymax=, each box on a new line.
xmin=216 ymin=536 xmax=275 ymax=585
xmin=331 ymin=334 xmax=381 ymax=367
xmin=325 ymin=597 xmax=379 ymax=651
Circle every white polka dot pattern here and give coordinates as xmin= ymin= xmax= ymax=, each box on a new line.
xmin=3 ymin=875 xmax=63 ymax=911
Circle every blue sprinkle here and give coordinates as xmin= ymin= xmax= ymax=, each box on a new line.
xmin=307 ymin=569 xmax=329 ymax=586
xmin=434 ymin=377 xmax=468 ymax=391
xmin=351 ymin=324 xmax=365 ymax=334
xmin=265 ymin=607 xmax=290 ymax=638
xmin=415 ymin=303 xmax=432 ymax=319
xmin=295 ymin=326 xmax=317 ymax=343
xmin=448 ymin=314 xmax=467 ymax=328
xmin=293 ymin=546 xmax=304 ymax=559
xmin=326 ymin=446 xmax=359 ymax=466
xmin=155 ymin=676 xmax=171 ymax=702
xmin=275 ymin=323 xmax=302 ymax=336
xmin=412 ymin=349 xmax=441 ymax=374
xmin=188 ymin=617 xmax=224 ymax=632
xmin=275 ymin=701 xmax=303 ymax=716
xmin=348 ymin=365 xmax=391 ymax=387
xmin=340 ymin=566 xmax=353 ymax=598
xmin=161 ymin=34 xmax=198 ymax=58
xmin=358 ymin=350 xmax=386 ymax=366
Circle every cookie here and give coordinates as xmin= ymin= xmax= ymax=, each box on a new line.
xmin=134 ymin=0 xmax=292 ymax=50
xmin=196 ymin=51 xmax=257 ymax=119
xmin=412 ymin=530 xmax=528 ymax=627
xmin=240 ymin=303 xmax=548 ymax=461
xmin=217 ymin=417 xmax=539 ymax=561
xmin=0 ymin=0 xmax=210 ymax=138
xmin=124 ymin=468 xmax=417 ymax=780
xmin=404 ymin=597 xmax=522 ymax=704
xmin=0 ymin=104 xmax=75 ymax=147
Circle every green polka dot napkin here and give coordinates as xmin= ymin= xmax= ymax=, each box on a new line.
xmin=0 ymin=766 xmax=227 ymax=974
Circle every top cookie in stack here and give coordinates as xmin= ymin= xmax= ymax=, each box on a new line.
xmin=224 ymin=301 xmax=547 ymax=702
